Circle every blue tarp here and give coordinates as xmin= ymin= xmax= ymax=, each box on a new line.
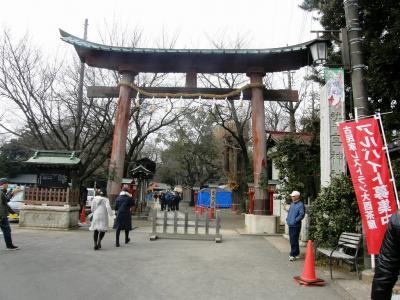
xmin=196 ymin=188 xmax=232 ymax=208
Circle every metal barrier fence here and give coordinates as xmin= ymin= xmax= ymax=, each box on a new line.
xmin=150 ymin=209 xmax=222 ymax=243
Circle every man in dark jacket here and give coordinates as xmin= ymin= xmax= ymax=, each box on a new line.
xmin=113 ymin=185 xmax=134 ymax=247
xmin=286 ymin=190 xmax=305 ymax=261
xmin=166 ymin=192 xmax=173 ymax=211
xmin=0 ymin=178 xmax=19 ymax=250
xmin=173 ymin=192 xmax=182 ymax=211
xmin=371 ymin=211 xmax=400 ymax=300
xmin=160 ymin=192 xmax=166 ymax=211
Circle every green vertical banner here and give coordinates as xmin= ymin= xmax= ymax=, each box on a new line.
xmin=324 ymin=68 xmax=345 ymax=108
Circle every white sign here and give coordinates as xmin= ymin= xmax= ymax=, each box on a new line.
xmin=320 ymin=71 xmax=346 ymax=187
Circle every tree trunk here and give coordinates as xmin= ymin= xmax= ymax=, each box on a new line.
xmin=289 ymin=102 xmax=296 ymax=133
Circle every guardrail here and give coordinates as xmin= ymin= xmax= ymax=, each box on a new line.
xmin=150 ymin=209 xmax=222 ymax=243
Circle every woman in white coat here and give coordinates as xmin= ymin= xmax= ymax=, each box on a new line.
xmin=89 ymin=189 xmax=114 ymax=250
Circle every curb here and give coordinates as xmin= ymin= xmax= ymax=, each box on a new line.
xmin=329 ymin=280 xmax=357 ymax=300
xmin=235 ymin=228 xmax=282 ymax=236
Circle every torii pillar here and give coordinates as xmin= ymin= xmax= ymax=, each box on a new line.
xmin=248 ymin=71 xmax=267 ymax=215
xmin=107 ymin=72 xmax=136 ymax=204
xmin=245 ymin=72 xmax=277 ymax=234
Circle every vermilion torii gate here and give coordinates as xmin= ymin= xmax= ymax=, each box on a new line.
xmin=60 ymin=29 xmax=322 ymax=216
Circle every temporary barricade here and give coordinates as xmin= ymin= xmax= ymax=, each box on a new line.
xmin=196 ymin=188 xmax=232 ymax=208
xmin=150 ymin=209 xmax=222 ymax=243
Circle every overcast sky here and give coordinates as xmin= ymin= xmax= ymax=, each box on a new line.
xmin=0 ymin=0 xmax=321 ymax=140
xmin=0 ymin=0 xmax=320 ymax=53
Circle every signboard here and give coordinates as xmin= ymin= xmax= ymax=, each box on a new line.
xmin=324 ymin=68 xmax=345 ymax=108
xmin=339 ymin=117 xmax=397 ymax=254
xmin=210 ymin=188 xmax=216 ymax=209
xmin=38 ymin=173 xmax=69 ymax=188
xmin=320 ymin=68 xmax=346 ymax=186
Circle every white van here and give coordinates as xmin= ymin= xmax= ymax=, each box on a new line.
xmin=86 ymin=188 xmax=95 ymax=208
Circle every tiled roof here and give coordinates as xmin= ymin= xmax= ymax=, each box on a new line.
xmin=60 ymin=29 xmax=314 ymax=56
xmin=59 ymin=29 xmax=328 ymax=73
xmin=267 ymin=131 xmax=314 ymax=145
xmin=25 ymin=150 xmax=81 ymax=167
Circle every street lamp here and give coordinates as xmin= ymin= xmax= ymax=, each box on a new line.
xmin=307 ymin=38 xmax=330 ymax=65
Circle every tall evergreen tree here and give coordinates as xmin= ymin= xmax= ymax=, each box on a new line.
xmin=300 ymin=0 xmax=400 ymax=115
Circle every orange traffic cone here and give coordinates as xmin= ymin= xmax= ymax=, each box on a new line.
xmin=294 ymin=240 xmax=325 ymax=286
xmin=79 ymin=207 xmax=86 ymax=224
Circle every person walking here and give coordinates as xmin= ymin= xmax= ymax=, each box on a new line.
xmin=166 ymin=192 xmax=174 ymax=211
xmin=286 ymin=190 xmax=305 ymax=261
xmin=113 ymin=185 xmax=134 ymax=247
xmin=174 ymin=191 xmax=182 ymax=211
xmin=160 ymin=192 xmax=166 ymax=211
xmin=89 ymin=188 xmax=114 ymax=250
xmin=0 ymin=178 xmax=19 ymax=250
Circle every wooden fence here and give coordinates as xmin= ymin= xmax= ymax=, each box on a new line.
xmin=150 ymin=210 xmax=222 ymax=243
xmin=24 ymin=187 xmax=80 ymax=206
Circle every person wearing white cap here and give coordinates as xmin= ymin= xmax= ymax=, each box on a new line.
xmin=286 ymin=190 xmax=305 ymax=261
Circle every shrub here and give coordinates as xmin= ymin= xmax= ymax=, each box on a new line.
xmin=271 ymin=135 xmax=320 ymax=204
xmin=309 ymin=174 xmax=361 ymax=248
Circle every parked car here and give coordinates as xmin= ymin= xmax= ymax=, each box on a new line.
xmin=85 ymin=188 xmax=95 ymax=208
xmin=8 ymin=188 xmax=25 ymax=222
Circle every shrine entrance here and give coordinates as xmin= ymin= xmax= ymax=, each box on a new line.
xmin=60 ymin=29 xmax=324 ymax=229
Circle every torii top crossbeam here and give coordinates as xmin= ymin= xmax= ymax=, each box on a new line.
xmin=60 ymin=29 xmax=319 ymax=74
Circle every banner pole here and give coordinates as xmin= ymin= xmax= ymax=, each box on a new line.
xmin=340 ymin=111 xmax=392 ymax=124
xmin=375 ymin=112 xmax=400 ymax=209
xmin=371 ymin=254 xmax=375 ymax=270
xmin=354 ymin=107 xmax=359 ymax=122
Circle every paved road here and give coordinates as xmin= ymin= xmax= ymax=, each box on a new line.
xmin=0 ymin=223 xmax=343 ymax=300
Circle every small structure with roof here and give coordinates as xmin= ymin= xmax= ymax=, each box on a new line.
xmin=19 ymin=150 xmax=82 ymax=229
xmin=130 ymin=158 xmax=156 ymax=215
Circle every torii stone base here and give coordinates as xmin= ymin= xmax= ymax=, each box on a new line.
xmin=245 ymin=214 xmax=277 ymax=234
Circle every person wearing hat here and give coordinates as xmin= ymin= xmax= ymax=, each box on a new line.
xmin=286 ymin=190 xmax=305 ymax=261
xmin=0 ymin=178 xmax=19 ymax=250
xmin=113 ymin=185 xmax=135 ymax=247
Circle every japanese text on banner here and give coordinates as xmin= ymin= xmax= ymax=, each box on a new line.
xmin=339 ymin=117 xmax=397 ymax=254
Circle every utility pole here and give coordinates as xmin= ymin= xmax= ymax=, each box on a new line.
xmin=343 ymin=0 xmax=369 ymax=117
xmin=311 ymin=90 xmax=316 ymax=120
xmin=344 ymin=0 xmax=372 ymax=272
xmin=76 ymin=19 xmax=88 ymax=150
xmin=286 ymin=71 xmax=296 ymax=132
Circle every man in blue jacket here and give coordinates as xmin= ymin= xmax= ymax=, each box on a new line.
xmin=286 ymin=190 xmax=305 ymax=261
